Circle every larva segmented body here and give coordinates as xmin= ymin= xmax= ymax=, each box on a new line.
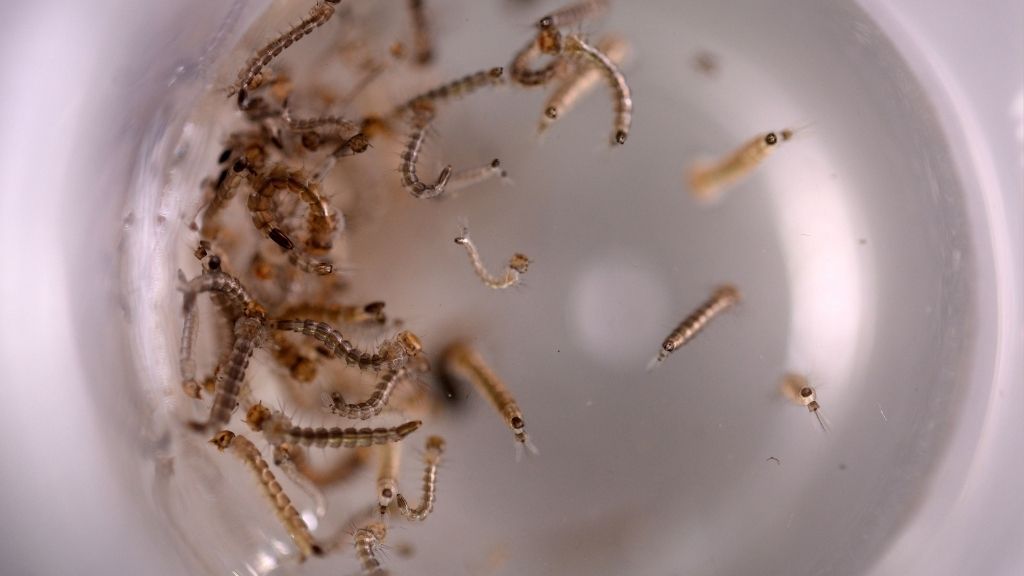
xmin=649 ymin=285 xmax=740 ymax=369
xmin=376 ymin=442 xmax=402 ymax=514
xmin=395 ymin=435 xmax=445 ymax=521
xmin=687 ymin=129 xmax=796 ymax=202
xmin=245 ymin=403 xmax=422 ymax=448
xmin=229 ymin=1 xmax=341 ymax=98
xmin=212 ymin=431 xmax=323 ymax=560
xmin=354 ymin=523 xmax=389 ymax=575
xmin=190 ymin=315 xmax=264 ymax=434
xmin=273 ymin=319 xmax=422 ymax=372
xmin=563 ymin=34 xmax=632 ymax=145
xmin=325 ymin=367 xmax=414 ymax=420
xmin=454 ymin=227 xmax=530 ymax=290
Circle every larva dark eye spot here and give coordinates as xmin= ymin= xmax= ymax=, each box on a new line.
xmin=765 ymin=132 xmax=779 ymax=145
xmin=801 ymin=387 xmax=814 ymax=398
xmin=511 ymin=416 xmax=525 ymax=429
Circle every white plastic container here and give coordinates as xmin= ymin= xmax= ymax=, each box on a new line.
xmin=0 ymin=1 xmax=1020 ymax=574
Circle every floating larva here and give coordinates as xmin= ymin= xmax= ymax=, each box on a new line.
xmin=325 ymin=366 xmax=420 ymax=420
xmin=446 ymin=158 xmax=508 ymax=193
xmin=563 ymin=34 xmax=633 ymax=145
xmin=441 ymin=342 xmax=537 ymax=458
xmin=453 ymin=226 xmax=530 ymax=290
xmin=687 ymin=129 xmax=798 ymax=202
xmin=273 ymin=442 xmax=328 ymax=519
xmin=648 ymin=284 xmax=740 ymax=369
xmin=399 ymin=111 xmax=453 ymax=200
xmin=780 ymin=373 xmax=830 ymax=432
xmin=229 ymin=0 xmax=342 ymax=98
xmin=539 ymin=35 xmax=630 ymax=134
xmin=395 ymin=435 xmax=445 ymax=521
xmin=211 ymin=431 xmax=323 ymax=560
xmin=245 ymin=402 xmax=422 ymax=448
xmin=273 ymin=318 xmax=423 ymax=372
xmin=189 ymin=315 xmax=265 ymax=434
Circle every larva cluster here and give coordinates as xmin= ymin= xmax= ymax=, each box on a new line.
xmin=176 ymin=2 xmax=626 ymax=572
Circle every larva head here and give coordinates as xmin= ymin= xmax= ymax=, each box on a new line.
xmin=425 ymin=435 xmax=447 ymax=455
xmin=764 ymin=132 xmax=780 ymax=146
xmin=544 ymin=106 xmax=558 ymax=120
xmin=348 ymin=133 xmax=370 ymax=154
xmin=490 ymin=158 xmax=502 ymax=169
xmin=244 ymin=403 xmax=273 ymax=432
xmin=509 ymin=253 xmax=531 ymax=274
xmin=364 ymin=301 xmax=388 ymax=323
xmin=397 ymin=330 xmax=423 ymax=356
xmin=614 ymin=130 xmax=628 ymax=145
xmin=509 ymin=415 xmax=527 ymax=440
xmin=488 ymin=66 xmax=505 ymax=79
xmin=537 ymin=28 xmax=563 ymax=54
xmin=714 ymin=284 xmax=741 ymax=305
xmin=662 ymin=340 xmax=677 ymax=353
xmin=210 ymin=430 xmax=236 ymax=451
xmin=301 ymin=131 xmax=322 ymax=151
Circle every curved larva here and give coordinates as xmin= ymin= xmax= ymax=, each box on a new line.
xmin=563 ymin=34 xmax=633 ymax=145
xmin=229 ymin=1 xmax=341 ymax=98
xmin=395 ymin=435 xmax=445 ymax=521
xmin=539 ymin=36 xmax=630 ymax=134
xmin=273 ymin=319 xmax=423 ymax=372
xmin=190 ymin=315 xmax=265 ymax=434
xmin=325 ymin=367 xmax=413 ymax=420
xmin=453 ymin=227 xmax=530 ymax=290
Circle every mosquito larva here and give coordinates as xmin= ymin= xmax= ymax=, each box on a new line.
xmin=229 ymin=0 xmax=342 ymax=97
xmin=273 ymin=442 xmax=328 ymax=519
xmin=539 ymin=36 xmax=630 ymax=134
xmin=190 ymin=315 xmax=265 ymax=434
xmin=211 ymin=431 xmax=323 ymax=560
xmin=563 ymin=34 xmax=633 ymax=145
xmin=312 ymin=133 xmax=371 ymax=183
xmin=376 ymin=442 xmax=402 ymax=515
xmin=395 ymin=435 xmax=445 ymax=521
xmin=648 ymin=284 xmax=740 ymax=369
xmin=273 ymin=319 xmax=422 ymax=371
xmin=441 ymin=343 xmax=536 ymax=456
xmin=394 ymin=67 xmax=506 ymax=118
xmin=446 ymin=158 xmax=508 ymax=193
xmin=245 ymin=402 xmax=423 ymax=448
xmin=453 ymin=227 xmax=530 ymax=290
xmin=687 ymin=129 xmax=797 ymax=202
xmin=537 ymin=0 xmax=609 ymax=30
xmin=325 ymin=367 xmax=417 ymax=420
xmin=407 ymin=0 xmax=434 ymax=66
xmin=354 ymin=522 xmax=389 ymax=575
xmin=400 ymin=113 xmax=453 ymax=199
xmin=781 ymin=373 xmax=830 ymax=432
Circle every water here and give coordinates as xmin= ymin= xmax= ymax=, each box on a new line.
xmin=125 ymin=1 xmax=974 ymax=574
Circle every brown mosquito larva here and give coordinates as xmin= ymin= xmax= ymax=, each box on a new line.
xmin=246 ymin=402 xmax=423 ymax=448
xmin=325 ymin=367 xmax=418 ymax=420
xmin=376 ymin=442 xmax=402 ymax=515
xmin=273 ymin=319 xmax=422 ymax=371
xmin=407 ymin=0 xmax=434 ymax=65
xmin=563 ymin=34 xmax=633 ymax=145
xmin=687 ymin=129 xmax=798 ymax=202
xmin=399 ymin=114 xmax=453 ymax=199
xmin=354 ymin=522 xmax=389 ymax=575
xmin=190 ymin=315 xmax=265 ymax=434
xmin=453 ymin=227 xmax=530 ymax=290
xmin=211 ymin=431 xmax=323 ymax=560
xmin=780 ymin=373 xmax=830 ymax=432
xmin=539 ymin=36 xmax=630 ymax=134
xmin=537 ymin=0 xmax=609 ymax=30
xmin=245 ymin=165 xmax=337 ymax=274
xmin=273 ymin=443 xmax=328 ymax=519
xmin=446 ymin=158 xmax=509 ymax=193
xmin=394 ymin=67 xmax=506 ymax=118
xmin=648 ymin=284 xmax=740 ymax=369
xmin=229 ymin=0 xmax=341 ymax=97
xmin=441 ymin=343 xmax=537 ymax=456
xmin=395 ymin=435 xmax=445 ymax=521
